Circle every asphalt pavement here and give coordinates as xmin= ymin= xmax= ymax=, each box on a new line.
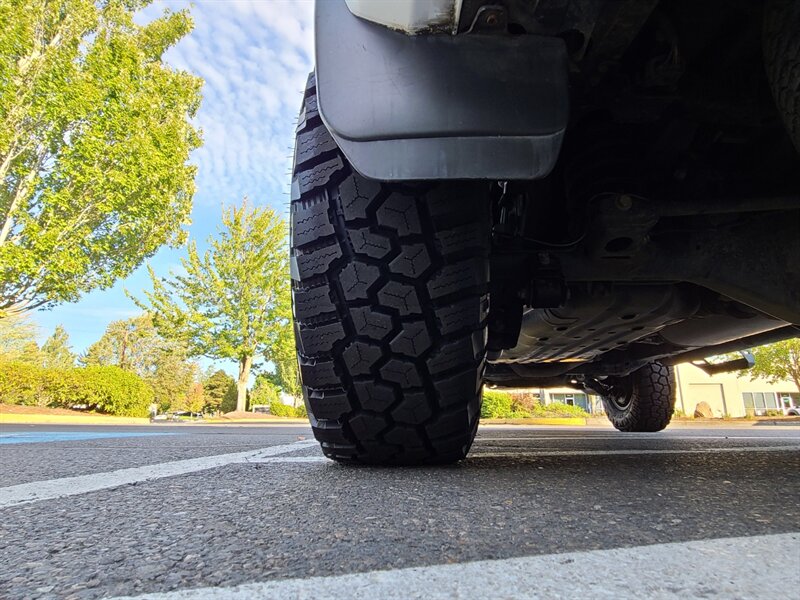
xmin=1 ymin=422 xmax=798 ymax=599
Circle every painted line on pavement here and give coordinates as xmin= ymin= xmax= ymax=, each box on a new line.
xmin=0 ymin=431 xmax=179 ymax=445
xmin=246 ymin=445 xmax=800 ymax=466
xmin=108 ymin=532 xmax=800 ymax=599
xmin=472 ymin=445 xmax=800 ymax=458
xmin=251 ymin=455 xmax=330 ymax=464
xmin=0 ymin=439 xmax=317 ymax=509
xmin=476 ymin=435 xmax=800 ymax=441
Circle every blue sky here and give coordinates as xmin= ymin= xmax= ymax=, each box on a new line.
xmin=32 ymin=0 xmax=315 ymax=368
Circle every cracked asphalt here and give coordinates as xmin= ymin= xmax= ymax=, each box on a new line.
xmin=1 ymin=422 xmax=798 ymax=599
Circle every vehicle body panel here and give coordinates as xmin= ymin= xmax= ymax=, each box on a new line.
xmin=315 ymin=0 xmax=568 ymax=180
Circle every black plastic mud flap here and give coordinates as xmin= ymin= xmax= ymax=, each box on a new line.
xmin=314 ymin=0 xmax=569 ymax=180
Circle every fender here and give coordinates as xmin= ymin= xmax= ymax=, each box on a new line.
xmin=314 ymin=0 xmax=569 ymax=180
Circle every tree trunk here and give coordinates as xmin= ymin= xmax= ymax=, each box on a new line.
xmin=236 ymin=355 xmax=252 ymax=412
xmin=0 ymin=147 xmax=44 ymax=247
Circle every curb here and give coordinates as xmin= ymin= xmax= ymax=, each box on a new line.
xmin=0 ymin=414 xmax=309 ymax=426
xmin=202 ymin=418 xmax=309 ymax=425
xmin=0 ymin=414 xmax=150 ymax=425
xmin=667 ymin=418 xmax=800 ymax=427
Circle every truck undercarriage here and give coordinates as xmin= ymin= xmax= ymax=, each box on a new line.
xmin=470 ymin=0 xmax=800 ymax=389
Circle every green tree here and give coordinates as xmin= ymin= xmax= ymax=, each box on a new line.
xmin=150 ymin=348 xmax=197 ymax=411
xmin=251 ymin=374 xmax=281 ymax=407
xmin=219 ymin=384 xmax=240 ymax=414
xmin=262 ymin=323 xmax=301 ymax=406
xmin=82 ymin=314 xmax=163 ymax=374
xmin=202 ymin=368 xmax=236 ymax=414
xmin=174 ymin=381 xmax=204 ymax=414
xmin=0 ymin=0 xmax=202 ymax=317
xmin=745 ymin=340 xmax=800 ymax=392
xmin=40 ymin=324 xmax=75 ymax=369
xmin=0 ymin=312 xmax=40 ymax=364
xmin=135 ymin=202 xmax=291 ymax=412
xmin=82 ymin=313 xmax=197 ymax=409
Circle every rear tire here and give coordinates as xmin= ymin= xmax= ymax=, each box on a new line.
xmin=764 ymin=0 xmax=800 ymax=152
xmin=291 ymin=74 xmax=490 ymax=465
xmin=601 ymin=361 xmax=676 ymax=432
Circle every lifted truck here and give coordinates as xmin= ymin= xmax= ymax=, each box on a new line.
xmin=290 ymin=0 xmax=800 ymax=464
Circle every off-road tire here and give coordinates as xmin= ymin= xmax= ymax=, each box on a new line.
xmin=291 ymin=74 xmax=490 ymax=465
xmin=764 ymin=0 xmax=800 ymax=152
xmin=601 ymin=361 xmax=676 ymax=432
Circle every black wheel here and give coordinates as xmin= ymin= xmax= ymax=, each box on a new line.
xmin=601 ymin=361 xmax=676 ymax=432
xmin=290 ymin=73 xmax=490 ymax=465
xmin=764 ymin=0 xmax=800 ymax=153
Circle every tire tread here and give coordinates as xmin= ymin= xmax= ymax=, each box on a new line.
xmin=291 ymin=74 xmax=488 ymax=464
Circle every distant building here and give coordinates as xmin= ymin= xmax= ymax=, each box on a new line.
xmin=674 ymin=363 xmax=798 ymax=418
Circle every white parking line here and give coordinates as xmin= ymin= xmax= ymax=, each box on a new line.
xmin=0 ymin=440 xmax=316 ymax=509
xmin=251 ymin=455 xmax=330 ymax=463
xmin=477 ymin=435 xmax=800 ymax=441
xmin=245 ymin=445 xmax=800 ymax=466
xmin=473 ymin=445 xmax=800 ymax=458
xmin=108 ymin=532 xmax=800 ymax=599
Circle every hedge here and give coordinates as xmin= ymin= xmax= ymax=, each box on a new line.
xmin=268 ymin=399 xmax=307 ymax=418
xmin=481 ymin=389 xmax=514 ymax=418
xmin=0 ymin=362 xmax=153 ymax=417
xmin=530 ymin=401 xmax=589 ymax=418
xmin=481 ymin=388 xmax=589 ymax=418
xmin=77 ymin=366 xmax=154 ymax=417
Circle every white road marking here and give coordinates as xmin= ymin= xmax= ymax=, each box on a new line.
xmin=0 ymin=440 xmax=316 ymax=509
xmin=250 ymin=455 xmax=330 ymax=463
xmin=245 ymin=444 xmax=800 ymax=466
xmin=473 ymin=445 xmax=800 ymax=457
xmin=108 ymin=532 xmax=800 ymax=600
xmin=477 ymin=435 xmax=800 ymax=441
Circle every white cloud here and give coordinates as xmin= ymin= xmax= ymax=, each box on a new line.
xmin=140 ymin=0 xmax=315 ymax=215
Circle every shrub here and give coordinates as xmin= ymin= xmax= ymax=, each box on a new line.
xmin=74 ymin=366 xmax=154 ymax=417
xmin=0 ymin=361 xmax=152 ymax=417
xmin=481 ymin=389 xmax=514 ymax=418
xmin=0 ymin=362 xmax=83 ymax=407
xmin=530 ymin=402 xmax=588 ymax=418
xmin=265 ymin=399 xmax=307 ymax=418
xmin=478 ymin=389 xmax=589 ymax=419
xmin=39 ymin=368 xmax=83 ymax=407
xmin=251 ymin=378 xmax=280 ymax=407
xmin=268 ymin=400 xmax=295 ymax=417
xmin=220 ymin=384 xmax=239 ymax=413
xmin=0 ymin=362 xmax=45 ymax=405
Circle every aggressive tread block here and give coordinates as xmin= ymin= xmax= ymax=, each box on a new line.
xmin=377 ymin=281 xmax=422 ymax=316
xmin=293 ymin=286 xmax=337 ymax=321
xmin=292 ymin=198 xmax=335 ymax=247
